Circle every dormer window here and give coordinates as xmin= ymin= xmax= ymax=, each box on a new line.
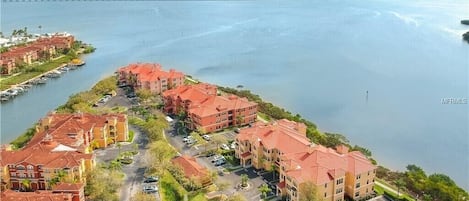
xmin=16 ymin=165 xmax=25 ymax=170
xmin=27 ymin=165 xmax=34 ymax=170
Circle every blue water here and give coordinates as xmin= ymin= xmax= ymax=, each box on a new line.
xmin=1 ymin=0 xmax=468 ymax=190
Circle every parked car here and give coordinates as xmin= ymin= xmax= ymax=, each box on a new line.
xmin=143 ymin=176 xmax=159 ymax=183
xmin=220 ymin=144 xmax=230 ymax=150
xmin=202 ymin=135 xmax=211 ymax=141
xmin=186 ymin=138 xmax=197 ymax=145
xmin=206 ymin=151 xmax=216 ymax=157
xmin=182 ymin=136 xmax=193 ymax=143
xmin=211 ymin=155 xmax=225 ymax=163
xmin=214 ymin=159 xmax=226 ymax=166
xmin=234 ymin=128 xmax=241 ymax=133
xmin=230 ymin=142 xmax=237 ymax=149
xmin=143 ymin=185 xmax=158 ymax=194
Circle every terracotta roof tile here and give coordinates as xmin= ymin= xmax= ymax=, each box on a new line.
xmin=171 ymin=155 xmax=208 ymax=179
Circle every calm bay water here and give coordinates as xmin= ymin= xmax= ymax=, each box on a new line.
xmin=1 ymin=0 xmax=468 ymax=190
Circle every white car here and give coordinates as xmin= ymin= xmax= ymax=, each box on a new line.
xmin=182 ymin=136 xmax=193 ymax=143
xmin=143 ymin=185 xmax=158 ymax=194
xmin=202 ymin=135 xmax=211 ymax=141
xmin=230 ymin=142 xmax=236 ymax=149
xmin=220 ymin=144 xmax=230 ymax=150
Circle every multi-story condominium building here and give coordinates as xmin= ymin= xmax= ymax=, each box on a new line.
xmin=162 ymin=83 xmax=218 ymax=114
xmin=0 ymin=34 xmax=74 ymax=74
xmin=162 ymin=83 xmax=258 ymax=133
xmin=1 ymin=183 xmax=84 ymax=201
xmin=235 ymin=119 xmax=376 ymax=201
xmin=0 ymin=135 xmax=95 ymax=194
xmin=117 ymin=63 xmax=185 ymax=94
xmin=29 ymin=112 xmax=129 ymax=151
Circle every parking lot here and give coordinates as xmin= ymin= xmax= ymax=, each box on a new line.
xmin=164 ymin=120 xmax=277 ymax=200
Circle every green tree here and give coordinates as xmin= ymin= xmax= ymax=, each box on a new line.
xmin=299 ymin=181 xmax=319 ymax=201
xmin=240 ymin=174 xmax=248 ymax=187
xmin=258 ymin=184 xmax=271 ymax=200
xmin=395 ymin=178 xmax=406 ymax=198
xmin=20 ymin=179 xmax=31 ymax=192
xmin=136 ymin=89 xmax=153 ymax=103
xmin=212 ymin=134 xmax=227 ymax=152
xmin=130 ymin=192 xmax=155 ymax=201
xmin=268 ymin=164 xmax=277 ymax=180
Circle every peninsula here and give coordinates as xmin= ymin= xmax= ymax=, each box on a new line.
xmin=0 ymin=30 xmax=95 ymax=96
xmin=1 ymin=63 xmax=467 ymax=201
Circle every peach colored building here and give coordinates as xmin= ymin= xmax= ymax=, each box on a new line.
xmin=163 ymin=83 xmax=257 ymax=133
xmin=0 ymin=35 xmax=74 ymax=74
xmin=0 ymin=136 xmax=94 ymax=193
xmin=117 ymin=63 xmax=185 ymax=94
xmin=235 ymin=120 xmax=376 ymax=201
xmin=31 ymin=112 xmax=129 ymax=151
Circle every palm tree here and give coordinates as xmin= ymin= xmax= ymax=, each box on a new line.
xmin=395 ymin=178 xmax=406 ymax=198
xmin=258 ymin=184 xmax=271 ymax=200
xmin=240 ymin=174 xmax=248 ymax=187
xmin=269 ymin=164 xmax=277 ymax=180
xmin=21 ymin=179 xmax=31 ymax=192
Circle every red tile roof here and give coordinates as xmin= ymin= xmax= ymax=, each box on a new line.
xmin=0 ymin=139 xmax=93 ymax=169
xmin=237 ymin=120 xmax=312 ymax=154
xmin=1 ymin=190 xmax=72 ymax=201
xmin=27 ymin=113 xmax=126 ymax=149
xmin=52 ymin=183 xmax=84 ymax=192
xmin=281 ymin=145 xmax=376 ymax=185
xmin=162 ymin=83 xmax=217 ymax=103
xmin=118 ymin=63 xmax=184 ymax=82
xmin=171 ymin=155 xmax=208 ymax=179
xmin=189 ymin=95 xmax=257 ymax=118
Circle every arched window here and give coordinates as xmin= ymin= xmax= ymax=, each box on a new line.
xmin=16 ymin=165 xmax=25 ymax=170
xmin=27 ymin=165 xmax=34 ymax=170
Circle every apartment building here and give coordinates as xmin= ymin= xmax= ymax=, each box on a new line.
xmin=0 ymin=136 xmax=94 ymax=193
xmin=0 ymin=34 xmax=74 ymax=74
xmin=235 ymin=120 xmax=376 ymax=201
xmin=117 ymin=63 xmax=185 ymax=94
xmin=30 ymin=112 xmax=129 ymax=151
xmin=162 ymin=83 xmax=258 ymax=133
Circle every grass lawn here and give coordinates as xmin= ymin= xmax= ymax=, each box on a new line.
xmin=374 ymin=181 xmax=415 ymax=201
xmin=160 ymin=170 xmax=188 ymax=201
xmin=0 ymin=55 xmax=73 ymax=90
xmin=160 ymin=170 xmax=210 ymax=201
xmin=257 ymin=112 xmax=271 ymax=122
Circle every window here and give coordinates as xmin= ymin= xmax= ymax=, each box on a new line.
xmin=355 ymin=192 xmax=359 ymax=197
xmin=366 ymin=179 xmax=369 ymax=184
xmin=356 ymin=174 xmax=361 ymax=180
xmin=16 ymin=165 xmax=25 ymax=170
xmin=356 ymin=183 xmax=361 ymax=188
xmin=324 ymin=192 xmax=327 ymax=197
xmin=324 ymin=183 xmax=327 ymax=188
xmin=27 ymin=165 xmax=34 ymax=170
xmin=336 ymin=188 xmax=343 ymax=194
xmin=336 ymin=178 xmax=344 ymax=185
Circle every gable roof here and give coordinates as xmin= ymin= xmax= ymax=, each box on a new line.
xmin=237 ymin=120 xmax=312 ymax=154
xmin=171 ymin=155 xmax=208 ymax=179
xmin=1 ymin=190 xmax=72 ymax=201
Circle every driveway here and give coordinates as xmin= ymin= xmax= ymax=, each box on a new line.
xmin=94 ymin=125 xmax=158 ymax=201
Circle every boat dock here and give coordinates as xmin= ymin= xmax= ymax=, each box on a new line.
xmin=1 ymin=60 xmax=85 ymax=103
